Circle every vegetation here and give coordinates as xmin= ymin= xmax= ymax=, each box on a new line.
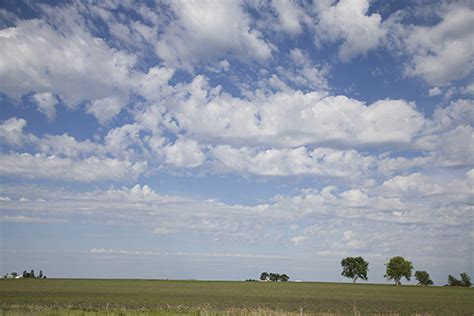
xmin=448 ymin=273 xmax=472 ymax=287
xmin=414 ymin=270 xmax=433 ymax=286
xmin=260 ymin=272 xmax=289 ymax=282
xmin=1 ymin=279 xmax=473 ymax=315
xmin=384 ymin=256 xmax=413 ymax=286
xmin=4 ymin=269 xmax=46 ymax=279
xmin=340 ymin=256 xmax=369 ymax=283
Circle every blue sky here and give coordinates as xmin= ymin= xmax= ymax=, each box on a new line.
xmin=0 ymin=0 xmax=473 ymax=285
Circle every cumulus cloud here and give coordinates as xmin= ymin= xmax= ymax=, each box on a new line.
xmin=164 ymin=139 xmax=206 ymax=168
xmin=86 ymin=96 xmax=125 ymax=124
xmin=167 ymin=76 xmax=425 ymax=149
xmin=0 ymin=18 xmax=136 ymax=106
xmin=271 ymin=0 xmax=305 ymax=35
xmin=0 ymin=6 xmax=174 ymax=123
xmin=428 ymin=87 xmax=442 ymax=97
xmin=211 ymin=146 xmax=374 ymax=178
xmin=404 ymin=4 xmax=474 ymax=86
xmin=155 ymin=0 xmax=272 ymax=68
xmin=0 ymin=153 xmax=146 ymax=182
xmin=0 ymin=117 xmax=28 ymax=146
xmin=31 ymin=92 xmax=58 ymax=121
xmin=313 ymin=0 xmax=386 ymax=61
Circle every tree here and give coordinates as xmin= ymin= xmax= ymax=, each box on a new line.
xmin=460 ymin=273 xmax=471 ymax=287
xmin=449 ymin=273 xmax=472 ymax=287
xmin=38 ymin=270 xmax=43 ymax=279
xmin=269 ymin=273 xmax=280 ymax=282
xmin=384 ymin=256 xmax=413 ymax=286
xmin=341 ymin=256 xmax=369 ymax=283
xmin=30 ymin=270 xmax=35 ymax=279
xmin=11 ymin=272 xmax=18 ymax=278
xmin=260 ymin=272 xmax=269 ymax=281
xmin=279 ymin=274 xmax=290 ymax=282
xmin=415 ymin=270 xmax=433 ymax=285
xmin=448 ymin=274 xmax=462 ymax=286
xmin=22 ymin=270 xmax=28 ymax=278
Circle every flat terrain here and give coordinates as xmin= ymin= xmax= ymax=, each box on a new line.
xmin=0 ymin=279 xmax=473 ymax=315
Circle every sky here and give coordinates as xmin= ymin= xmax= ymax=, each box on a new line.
xmin=0 ymin=0 xmax=473 ymax=285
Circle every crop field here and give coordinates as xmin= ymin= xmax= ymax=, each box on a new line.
xmin=0 ymin=279 xmax=473 ymax=315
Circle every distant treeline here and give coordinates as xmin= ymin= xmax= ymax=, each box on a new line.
xmin=341 ymin=256 xmax=471 ymax=286
xmin=260 ymin=272 xmax=289 ymax=282
xmin=4 ymin=269 xmax=46 ymax=279
xmin=252 ymin=256 xmax=471 ymax=287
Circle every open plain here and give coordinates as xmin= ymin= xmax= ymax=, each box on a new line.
xmin=1 ymin=279 xmax=473 ymax=315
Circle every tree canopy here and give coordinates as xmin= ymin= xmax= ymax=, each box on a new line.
xmin=340 ymin=256 xmax=369 ymax=283
xmin=448 ymin=273 xmax=471 ymax=287
xmin=414 ymin=270 xmax=433 ymax=285
xmin=384 ymin=256 xmax=413 ymax=286
xmin=260 ymin=272 xmax=289 ymax=282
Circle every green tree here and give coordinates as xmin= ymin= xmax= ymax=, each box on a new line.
xmin=341 ymin=256 xmax=369 ymax=283
xmin=449 ymin=273 xmax=472 ymax=287
xmin=384 ymin=256 xmax=413 ymax=286
xmin=460 ymin=273 xmax=471 ymax=287
xmin=38 ymin=270 xmax=43 ymax=279
xmin=414 ymin=270 xmax=433 ymax=285
xmin=269 ymin=273 xmax=280 ymax=282
xmin=260 ymin=272 xmax=269 ymax=281
xmin=448 ymin=274 xmax=462 ymax=286
xmin=279 ymin=274 xmax=290 ymax=282
xmin=30 ymin=269 xmax=35 ymax=279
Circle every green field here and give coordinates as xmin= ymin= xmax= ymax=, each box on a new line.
xmin=0 ymin=279 xmax=473 ymax=315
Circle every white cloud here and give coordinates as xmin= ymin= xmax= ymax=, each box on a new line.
xmin=152 ymin=227 xmax=175 ymax=236
xmin=168 ymin=76 xmax=425 ymax=149
xmin=314 ymin=0 xmax=386 ymax=61
xmin=132 ymin=66 xmax=175 ymax=102
xmin=155 ymin=0 xmax=272 ymax=68
xmin=460 ymin=83 xmax=474 ymax=95
xmin=271 ymin=0 xmax=304 ymax=35
xmin=212 ymin=146 xmax=374 ymax=178
xmin=382 ymin=173 xmax=441 ymax=196
xmin=291 ymin=235 xmax=307 ymax=246
xmin=0 ymin=117 xmax=27 ymax=146
xmin=86 ymin=96 xmax=125 ymax=124
xmin=0 ymin=18 xmax=136 ymax=106
xmin=342 ymin=230 xmax=366 ymax=248
xmin=404 ymin=5 xmax=474 ymax=86
xmin=164 ymin=139 xmax=206 ymax=168
xmin=340 ymin=189 xmax=368 ymax=203
xmin=1 ymin=173 xmax=471 ymax=261
xmin=0 ymin=215 xmax=67 ymax=224
xmin=275 ymin=48 xmax=329 ymax=90
xmin=431 ymin=99 xmax=474 ymax=131
xmin=90 ymin=248 xmax=288 ymax=259
xmin=34 ymin=134 xmax=103 ymax=158
xmin=31 ymin=92 xmax=58 ymax=121
xmin=0 ymin=153 xmax=146 ymax=182
xmin=428 ymin=87 xmax=442 ymax=97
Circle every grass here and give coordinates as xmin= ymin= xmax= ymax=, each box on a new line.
xmin=0 ymin=279 xmax=473 ymax=315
